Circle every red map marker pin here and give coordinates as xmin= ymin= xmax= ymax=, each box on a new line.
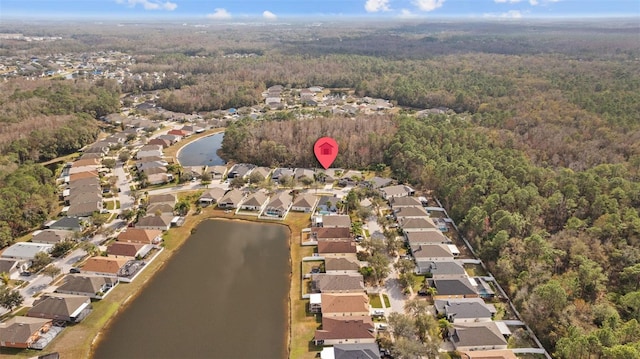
xmin=314 ymin=137 xmax=339 ymax=169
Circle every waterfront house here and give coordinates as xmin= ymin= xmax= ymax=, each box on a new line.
xmin=27 ymin=293 xmax=92 ymax=323
xmin=318 ymin=293 xmax=370 ymax=317
xmin=324 ymin=257 xmax=361 ymax=274
xmin=118 ymin=228 xmax=163 ymax=245
xmin=291 ymin=193 xmax=318 ymax=213
xmin=0 ymin=317 xmax=53 ymax=349
xmin=55 ymin=275 xmax=119 ymax=300
xmin=263 ymin=191 xmax=293 ymax=218
xmin=81 ymin=256 xmax=132 ymax=277
xmin=239 ymin=191 xmax=269 ymax=212
xmin=217 ymin=189 xmax=245 ymax=209
xmin=135 ymin=214 xmax=172 ymax=231
xmin=198 ymin=187 xmax=227 ymax=205
xmin=314 ymin=316 xmax=376 ymax=346
xmin=311 ymin=274 xmax=365 ymax=294
xmin=320 ymin=343 xmax=381 ymax=359
xmin=318 ymin=240 xmax=357 ymax=257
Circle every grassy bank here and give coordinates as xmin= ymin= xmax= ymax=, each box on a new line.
xmin=164 ymin=127 xmax=225 ymax=164
xmin=10 ymin=203 xmax=319 ymax=358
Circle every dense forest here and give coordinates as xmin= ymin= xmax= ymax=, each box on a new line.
xmin=0 ymin=20 xmax=639 ymax=356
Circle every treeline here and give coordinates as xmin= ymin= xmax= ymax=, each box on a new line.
xmin=385 ymin=115 xmax=640 ymax=356
xmin=0 ymin=164 xmax=57 ymax=247
xmin=0 ymin=79 xmax=119 ymax=160
xmin=220 ymin=116 xmax=396 ymax=169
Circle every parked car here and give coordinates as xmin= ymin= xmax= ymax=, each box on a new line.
xmin=20 ymin=271 xmax=32 ymax=277
xmin=69 ymin=267 xmax=81 ymax=274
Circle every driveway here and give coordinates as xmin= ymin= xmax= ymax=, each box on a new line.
xmin=383 ymin=266 xmax=408 ymax=313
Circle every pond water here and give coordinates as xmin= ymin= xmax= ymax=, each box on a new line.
xmin=92 ymin=219 xmax=290 ymax=359
xmin=177 ymin=132 xmax=225 ymax=167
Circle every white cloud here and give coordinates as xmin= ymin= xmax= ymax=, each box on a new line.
xmin=116 ymin=0 xmax=177 ymax=11
xmin=398 ymin=9 xmax=417 ymax=18
xmin=494 ymin=0 xmax=522 ymax=3
xmin=263 ymin=10 xmax=277 ymax=20
xmin=529 ymin=0 xmax=539 ymax=4
xmin=484 ymin=10 xmax=523 ymax=18
xmin=365 ymin=0 xmax=391 ymax=13
xmin=413 ymin=0 xmax=445 ymax=12
xmin=206 ymin=8 xmax=232 ymax=20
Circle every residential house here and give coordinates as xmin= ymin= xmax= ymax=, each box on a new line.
xmin=55 ymin=275 xmax=118 ymax=300
xmin=312 ymin=227 xmax=351 ymax=241
xmin=47 ymin=217 xmax=83 ymax=232
xmin=148 ymin=193 xmax=177 ymax=207
xmin=434 ymin=299 xmax=497 ymax=324
xmin=117 ymin=228 xmax=163 ymax=245
xmin=400 ymin=217 xmax=438 ymax=233
xmin=136 ymin=145 xmax=163 ymax=160
xmin=380 ymin=185 xmax=415 ymax=200
xmin=318 ymin=215 xmax=352 ymax=229
xmin=239 ymin=191 xmax=270 ymax=212
xmin=147 ymin=138 xmax=171 ymax=149
xmin=0 ymin=317 xmax=53 ymax=349
xmin=217 ymin=189 xmax=245 ymax=209
xmin=405 ymin=231 xmax=450 ymax=246
xmin=291 ymin=193 xmax=318 ymax=213
xmin=27 ymin=293 xmax=92 ymax=323
xmin=67 ymin=201 xmax=102 ymax=217
xmin=68 ymin=171 xmax=99 ymax=183
xmin=182 ymin=166 xmax=204 ymax=179
xmin=394 ymin=206 xmax=429 ymax=220
xmin=362 ymin=177 xmax=394 ymax=190
xmin=316 ymin=168 xmax=342 ymax=183
xmin=136 ymin=156 xmax=166 ymax=167
xmin=389 ymin=196 xmax=423 ymax=208
xmin=251 ymin=166 xmax=272 ymax=181
xmin=0 ymin=258 xmax=26 ymax=277
xmin=31 ymin=230 xmax=74 ymax=245
xmin=207 ymin=165 xmax=228 ymax=179
xmin=338 ymin=170 xmax=363 ymax=187
xmin=429 ymin=278 xmax=479 ymax=300
xmin=324 ymin=257 xmax=361 ymax=274
xmin=311 ymin=274 xmax=365 ymax=293
xmin=316 ymin=196 xmax=340 ymax=214
xmin=138 ymin=161 xmax=168 ymax=172
xmin=318 ymin=293 xmax=370 ymax=317
xmin=227 ymin=163 xmax=256 ymax=179
xmin=156 ymin=134 xmax=181 ymax=145
xmin=167 ymin=129 xmax=188 ymax=137
xmin=416 ymin=260 xmax=467 ymax=277
xmin=147 ymin=173 xmax=172 ymax=185
xmin=135 ymin=214 xmax=172 ymax=231
xmin=141 ymin=166 xmax=168 ymax=177
xmin=198 ymin=188 xmax=227 ymax=206
xmin=318 ymin=240 xmax=357 ymax=257
xmin=107 ymin=242 xmax=152 ymax=258
xmin=271 ymin=168 xmax=295 ymax=183
xmin=320 ymin=343 xmax=381 ymax=359
xmin=263 ymin=191 xmax=293 ymax=218
xmin=410 ymin=244 xmax=456 ymax=262
xmin=314 ymin=316 xmax=375 ymax=346
xmin=449 ymin=322 xmax=509 ymax=352
xmin=294 ymin=168 xmax=315 ymax=181
xmin=81 ymin=256 xmax=132 ymax=277
xmin=147 ymin=203 xmax=174 ymax=217
xmin=1 ymin=242 xmax=53 ymax=261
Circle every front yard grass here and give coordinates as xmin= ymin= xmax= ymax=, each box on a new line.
xmin=370 ymin=294 xmax=383 ymax=308
xmin=382 ymin=294 xmax=391 ymax=308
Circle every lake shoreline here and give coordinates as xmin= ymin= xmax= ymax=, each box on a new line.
xmin=174 ymin=130 xmax=226 ymax=167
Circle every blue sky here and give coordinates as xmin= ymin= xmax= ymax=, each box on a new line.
xmin=1 ymin=0 xmax=639 ymax=20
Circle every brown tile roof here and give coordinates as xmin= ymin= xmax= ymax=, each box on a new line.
xmin=312 ymin=227 xmax=351 ymax=240
xmin=406 ymin=231 xmax=449 ymax=245
xmin=148 ymin=193 xmax=177 ymax=205
xmin=117 ymin=228 xmax=163 ymax=244
xmin=460 ymin=349 xmax=518 ymax=359
xmin=69 ymin=171 xmax=99 ymax=182
xmin=314 ymin=316 xmax=375 ymax=341
xmin=81 ymin=256 xmax=131 ymax=274
xmin=320 ymin=293 xmax=369 ymax=315
xmin=107 ymin=242 xmax=146 ymax=257
xmin=72 ymin=158 xmax=101 ymax=167
xmin=56 ymin=275 xmax=118 ymax=295
xmin=318 ymin=240 xmax=356 ymax=254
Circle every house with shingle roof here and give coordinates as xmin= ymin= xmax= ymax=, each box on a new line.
xmin=0 ymin=258 xmax=26 ymax=277
xmin=324 ymin=257 xmax=361 ymax=274
xmin=117 ymin=228 xmax=163 ymax=245
xmin=314 ymin=316 xmax=375 ymax=346
xmin=394 ymin=206 xmax=429 ymax=220
xmin=199 ymin=188 xmax=227 ymax=206
xmin=55 ymin=275 xmax=118 ymax=299
xmin=311 ymin=274 xmax=365 ymax=293
xmin=263 ymin=191 xmax=292 ymax=218
xmin=405 ymin=231 xmax=450 ymax=246
xmin=135 ymin=214 xmax=172 ymax=231
xmin=434 ymin=298 xmax=497 ymax=324
xmin=81 ymin=256 xmax=132 ymax=277
xmin=107 ymin=242 xmax=152 ymax=258
xmin=313 ymin=214 xmax=351 ymax=229
xmin=318 ymin=293 xmax=370 ymax=317
xmin=460 ymin=349 xmax=517 ymax=359
xmin=0 ymin=316 xmax=53 ymax=349
xmin=380 ymin=184 xmax=414 ymax=200
xmin=48 ymin=217 xmax=83 ymax=232
xmin=318 ymin=240 xmax=357 ymax=256
xmin=239 ymin=191 xmax=270 ymax=212
xmin=416 ymin=260 xmax=467 ymax=277
xmin=449 ymin=322 xmax=508 ymax=352
xmin=410 ymin=244 xmax=455 ymax=262
xmin=31 ymin=230 xmax=74 ymax=245
xmin=27 ymin=293 xmax=92 ymax=323
xmin=291 ymin=193 xmax=319 ymax=213
xmin=429 ymin=278 xmax=479 ymax=299
xmin=320 ymin=343 xmax=381 ymax=359
xmin=400 ymin=217 xmax=438 ymax=233
xmin=67 ymin=201 xmax=102 ymax=217
xmin=218 ymin=189 xmax=245 ymax=209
